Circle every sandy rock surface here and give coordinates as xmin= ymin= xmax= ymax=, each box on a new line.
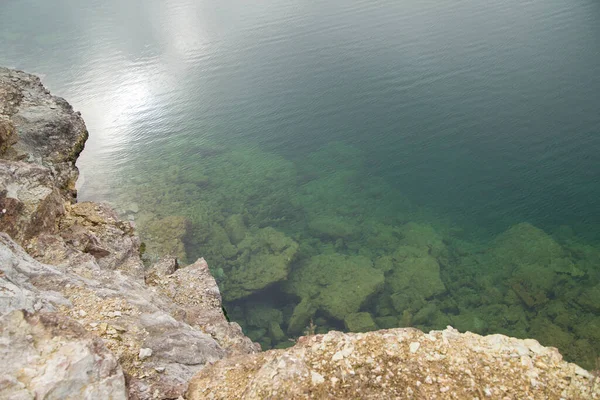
xmin=0 ymin=310 xmax=127 ymax=400
xmin=188 ymin=327 xmax=599 ymax=400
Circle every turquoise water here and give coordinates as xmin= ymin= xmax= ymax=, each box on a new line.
xmin=1 ymin=0 xmax=600 ymax=368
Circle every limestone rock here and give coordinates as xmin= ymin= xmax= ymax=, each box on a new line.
xmin=0 ymin=310 xmax=127 ymax=400
xmin=0 ymin=67 xmax=258 ymax=399
xmin=0 ymin=67 xmax=88 ymax=198
xmin=0 ymin=233 xmax=256 ymax=399
xmin=188 ymin=327 xmax=599 ymax=399
xmin=0 ymin=160 xmax=64 ymax=244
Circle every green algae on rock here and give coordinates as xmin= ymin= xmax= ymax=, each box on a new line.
xmin=285 ymin=254 xmax=384 ymax=328
xmin=222 ymin=227 xmax=298 ymax=301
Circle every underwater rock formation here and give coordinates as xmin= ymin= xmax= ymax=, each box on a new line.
xmin=223 ymin=227 xmax=299 ymax=301
xmin=285 ymin=253 xmax=384 ymax=332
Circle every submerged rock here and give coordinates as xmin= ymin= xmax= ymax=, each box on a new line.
xmin=223 ymin=227 xmax=298 ymax=301
xmin=285 ymin=253 xmax=384 ymax=328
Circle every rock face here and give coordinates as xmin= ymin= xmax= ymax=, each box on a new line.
xmin=0 ymin=67 xmax=87 ymax=199
xmin=0 ymin=310 xmax=127 ymax=400
xmin=0 ymin=67 xmax=258 ymax=400
xmin=188 ymin=327 xmax=599 ymax=400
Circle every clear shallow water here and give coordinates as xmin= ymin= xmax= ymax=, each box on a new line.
xmin=2 ymin=0 xmax=600 ymax=367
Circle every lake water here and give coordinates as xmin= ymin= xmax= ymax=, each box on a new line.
xmin=2 ymin=0 xmax=599 ymax=368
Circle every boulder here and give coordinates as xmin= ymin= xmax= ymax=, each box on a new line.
xmin=0 ymin=67 xmax=88 ymax=199
xmin=187 ymin=327 xmax=599 ymax=399
xmin=386 ymin=246 xmax=446 ymax=312
xmin=344 ymin=312 xmax=377 ymax=332
xmin=223 ymin=227 xmax=298 ymax=301
xmin=285 ymin=254 xmax=384 ymax=326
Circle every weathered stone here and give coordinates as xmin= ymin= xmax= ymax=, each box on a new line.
xmin=0 ymin=67 xmax=88 ymax=198
xmin=0 ymin=310 xmax=127 ymax=400
xmin=0 ymin=233 xmax=256 ymax=399
xmin=188 ymin=327 xmax=599 ymax=399
xmin=0 ymin=160 xmax=65 ymax=244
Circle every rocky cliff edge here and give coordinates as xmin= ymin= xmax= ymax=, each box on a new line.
xmin=0 ymin=67 xmax=598 ymax=399
xmin=0 ymin=67 xmax=258 ymax=400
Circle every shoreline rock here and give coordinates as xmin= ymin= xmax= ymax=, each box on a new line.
xmin=0 ymin=67 xmax=258 ymax=399
xmin=188 ymin=327 xmax=599 ymax=399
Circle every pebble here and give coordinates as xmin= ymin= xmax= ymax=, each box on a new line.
xmin=311 ymin=371 xmax=325 ymax=385
xmin=409 ymin=342 xmax=420 ymax=353
xmin=139 ymin=348 xmax=153 ymax=360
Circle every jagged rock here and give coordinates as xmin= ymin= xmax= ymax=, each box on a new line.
xmin=0 ymin=160 xmax=65 ymax=244
xmin=149 ymin=256 xmax=260 ymax=355
xmin=0 ymin=67 xmax=88 ymax=198
xmin=188 ymin=327 xmax=599 ymax=400
xmin=0 ymin=310 xmax=127 ymax=400
xmin=0 ymin=232 xmax=256 ymax=399
xmin=0 ymin=115 xmax=17 ymax=155
xmin=23 ymin=201 xmax=145 ymax=279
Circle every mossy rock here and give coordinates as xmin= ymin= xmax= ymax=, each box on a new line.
xmin=451 ymin=313 xmax=487 ymax=333
xmin=308 ymin=215 xmax=360 ymax=239
xmin=208 ymin=224 xmax=238 ymax=260
xmin=345 ymin=312 xmax=377 ymax=332
xmin=398 ymin=222 xmax=447 ymax=258
xmin=490 ymin=223 xmax=565 ymax=267
xmin=287 ymin=298 xmax=317 ymax=335
xmin=386 ymin=247 xmax=446 ymax=304
xmin=285 ymin=253 xmax=384 ymax=322
xmin=375 ymin=316 xmax=399 ymax=329
xmin=225 ymin=214 xmax=247 ymax=245
xmin=223 ymin=227 xmax=298 ymax=301
xmin=245 ymin=328 xmax=267 ymax=343
xmin=245 ymin=303 xmax=284 ymax=328
xmin=577 ymin=284 xmax=600 ymax=312
xmin=139 ymin=215 xmax=190 ymax=263
xmin=268 ymin=321 xmax=286 ymax=342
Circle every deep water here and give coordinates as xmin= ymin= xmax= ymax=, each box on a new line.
xmin=1 ymin=0 xmax=599 ymax=368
